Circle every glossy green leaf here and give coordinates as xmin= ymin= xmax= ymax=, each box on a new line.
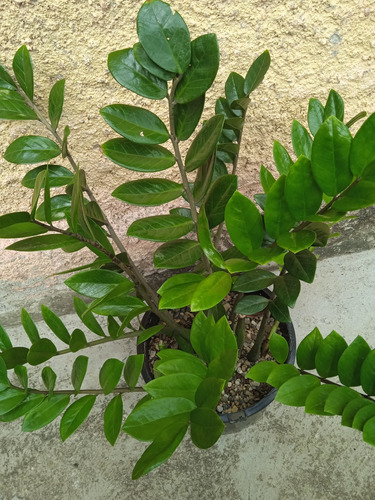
xmin=43 ymin=166 xmax=52 ymax=225
xmin=225 ymin=191 xmax=263 ymax=257
xmin=291 ymin=120 xmax=313 ymax=159
xmin=154 ymin=239 xmax=202 ymax=269
xmin=99 ymin=358 xmax=124 ymax=395
xmin=0 ymin=347 xmax=28 ymax=369
xmin=304 ymin=384 xmax=337 ymax=415
xmin=69 ymin=328 xmax=88 ymax=352
xmin=174 ymin=94 xmax=205 ymax=141
xmin=277 ymin=231 xmax=316 ymax=253
xmin=185 ymin=114 xmax=224 ymax=172
xmin=308 ymin=98 xmax=324 ymax=136
xmin=108 ymin=48 xmax=167 ymax=100
xmin=137 ymin=0 xmax=191 ymax=74
xmin=27 ymin=338 xmax=57 ymax=366
xmin=35 ymin=194 xmax=72 ymax=221
xmin=285 ymin=156 xmax=323 ymax=219
xmin=296 ymin=327 xmax=323 ymax=370
xmin=6 ymin=234 xmax=77 ymax=252
xmin=268 ymin=298 xmax=291 ymax=323
xmin=41 ymin=305 xmax=71 ymax=345
xmin=22 ymin=394 xmax=70 ymax=432
xmin=198 ymin=206 xmax=225 ymax=269
xmin=360 ymin=350 xmax=375 ymax=396
xmin=324 ymin=89 xmax=344 ymax=121
xmin=91 ymin=295 xmax=147 ymax=317
xmin=158 ymin=273 xmax=204 ymax=309
xmin=0 ymin=89 xmax=37 ymax=120
xmin=224 ymin=258 xmax=258 ymax=273
xmin=341 ymin=398 xmax=373 ymax=428
xmin=273 ymin=140 xmax=293 ymax=175
xmin=137 ymin=325 xmax=164 ymax=345
xmin=274 ymin=274 xmax=301 ymax=308
xmin=113 ymin=178 xmax=182 ymax=207
xmin=73 ymin=296 xmax=108 ymax=337
xmin=0 ymin=357 xmax=9 ymax=391
xmin=338 ymin=336 xmax=371 ymax=387
xmin=225 ymin=72 xmax=245 ymax=107
xmin=247 ymin=360 xmax=278 ymax=382
xmin=145 ymin=373 xmax=202 ymax=402
xmin=104 ymin=394 xmax=123 ymax=446
xmin=284 ymin=250 xmax=317 ymax=283
xmin=71 ymin=355 xmax=89 ymax=396
xmin=333 ymin=161 xmax=375 ymax=211
xmin=315 ymin=330 xmax=348 ymax=378
xmin=311 ymin=116 xmax=353 ymax=196
xmin=0 ymin=393 xmax=44 ymax=422
xmin=0 ymin=221 xmax=47 ymax=239
xmin=275 ymin=374 xmax=320 ymax=406
xmin=12 ymin=45 xmax=33 ymax=100
xmin=133 ymin=42 xmax=175 ymax=81
xmin=349 ymin=113 xmax=375 ymax=177
xmin=48 ymin=79 xmax=65 ymax=130
xmin=204 ymin=174 xmax=237 ymax=228
xmin=4 ymin=135 xmax=61 ymax=164
xmin=266 ymin=364 xmax=299 ymax=389
xmin=60 ymin=395 xmax=96 ymax=441
xmin=195 ymin=377 xmax=225 ymax=409
xmin=100 ymin=104 xmax=169 ymax=145
xmin=65 ymin=269 xmax=132 ymax=299
xmin=352 ymin=403 xmax=375 ymax=431
xmin=190 ymin=272 xmax=232 ymax=312
xmin=41 ymin=366 xmax=57 ymax=394
xmin=128 ymin=215 xmax=193 ymax=242
xmin=0 ymin=65 xmax=17 ymax=90
xmin=0 ymin=324 xmax=12 ymax=351
xmin=157 ymin=356 xmax=207 ymax=380
xmin=324 ymin=386 xmax=360 ymax=415
xmin=264 ymin=176 xmax=296 ymax=239
xmin=21 ymin=309 xmax=40 ymax=344
xmin=235 ymin=295 xmax=269 ymax=315
xmin=190 ymin=407 xmax=225 ymax=449
xmin=244 ymin=50 xmax=270 ymax=94
xmin=61 ymin=124 xmax=70 ymax=158
xmin=269 ymin=333 xmax=289 ymax=363
xmin=175 ymin=34 xmax=219 ymax=103
xmin=193 ymin=153 xmax=215 ymax=204
xmin=102 ymin=138 xmax=175 ymax=172
xmin=30 ymin=170 xmax=45 ymax=219
xmin=232 ymin=269 xmax=275 ymax=293
xmin=124 ymin=354 xmax=144 ymax=391
xmin=0 ymin=388 xmax=27 ymax=416
xmin=363 ymin=416 xmax=375 ymax=446
xmin=132 ymin=419 xmax=188 ymax=480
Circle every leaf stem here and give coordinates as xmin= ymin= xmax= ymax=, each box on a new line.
xmin=10 ymin=383 xmax=145 ymax=395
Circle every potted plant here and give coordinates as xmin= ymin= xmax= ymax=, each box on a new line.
xmin=1 ymin=0 xmax=375 ymax=480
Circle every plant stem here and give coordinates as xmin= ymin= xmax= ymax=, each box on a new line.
xmin=247 ymin=307 xmax=271 ymax=362
xmin=10 ymin=383 xmax=144 ymax=396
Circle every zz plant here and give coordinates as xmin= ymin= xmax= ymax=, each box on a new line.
xmin=0 ymin=0 xmax=375 ymax=479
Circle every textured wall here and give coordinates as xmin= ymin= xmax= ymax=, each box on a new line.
xmin=0 ymin=0 xmax=374 ymax=281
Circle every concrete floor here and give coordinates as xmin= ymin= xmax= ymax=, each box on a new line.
xmin=1 ymin=247 xmax=375 ymax=499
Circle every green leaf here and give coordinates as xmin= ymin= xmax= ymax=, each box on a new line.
xmin=284 ymin=250 xmax=317 ymax=283
xmin=175 ymin=34 xmax=219 ymax=103
xmin=22 ymin=394 xmax=70 ymax=432
xmin=65 ymin=269 xmax=132 ymax=299
xmin=108 ymin=48 xmax=167 ymax=100
xmin=235 ymin=295 xmax=269 ymax=315
xmin=145 ymin=373 xmax=202 ymax=402
xmin=204 ymin=174 xmax=237 ymax=228
xmin=291 ymin=120 xmax=313 ymax=159
xmin=100 ymin=104 xmax=169 ymax=145
xmin=332 ymin=178 xmax=375 ymax=212
xmin=13 ymin=364 xmax=27 ymax=392
xmin=244 ymin=50 xmax=270 ymax=95
xmin=264 ymin=176 xmax=296 ymax=239
xmin=69 ymin=329 xmax=88 ymax=352
xmin=4 ymin=135 xmax=61 ymax=164
xmin=266 ymin=364 xmax=299 ymax=389
xmin=0 ymin=89 xmax=38 ymax=120
xmin=137 ymin=325 xmax=164 ymax=345
xmin=0 ymin=347 xmax=28 ymax=369
xmin=102 ymin=138 xmax=175 ymax=172
xmin=195 ymin=377 xmax=225 ymax=408
xmin=128 ymin=215 xmax=194 ymax=242
xmin=324 ymin=89 xmax=344 ymax=121
xmin=269 ymin=333 xmax=289 ymax=363
xmin=99 ymin=358 xmax=124 ymax=395
xmin=275 ymin=374 xmax=320 ymax=406
xmin=60 ymin=395 xmax=96 ymax=441
xmin=277 ymin=231 xmax=316 ymax=253
xmin=137 ymin=0 xmax=191 ymax=74
xmin=0 ymin=393 xmax=44 ymax=422
xmin=315 ymin=330 xmax=348 ymax=378
xmin=198 ymin=206 xmax=225 ymax=269
xmin=0 ymin=65 xmax=17 ymax=90
xmin=185 ymin=114 xmax=225 ymax=172
xmin=225 ymin=191 xmax=264 ymax=257
xmin=0 ymin=324 xmax=12 ymax=351
xmin=274 ymin=274 xmax=301 ymax=308
xmin=73 ymin=297 xmax=106 ymax=337
xmin=12 ymin=45 xmax=33 ymax=100
xmin=285 ymin=156 xmax=323 ymax=219
xmin=232 ymin=269 xmax=275 ymax=293
xmin=174 ymin=94 xmax=205 ymax=141
xmin=113 ymin=178 xmax=183 ymax=207
xmin=91 ymin=295 xmax=148 ymax=317
xmin=124 ymin=354 xmax=144 ymax=391
xmin=268 ymin=298 xmax=291 ymax=323
xmin=190 ymin=407 xmax=225 ymax=449
xmin=363 ymin=416 xmax=375 ymax=446
xmin=225 ymin=72 xmax=245 ymax=107
xmin=0 ymin=221 xmax=47 ymax=239
xmin=35 ymin=194 xmax=72 ymax=221
xmin=308 ymin=98 xmax=324 ymax=136
xmin=324 ymin=386 xmax=360 ymax=415
xmin=132 ymin=420 xmax=188 ymax=480
xmin=41 ymin=305 xmax=71 ymax=345
xmin=341 ymin=398 xmax=373 ymax=428
xmin=350 ymin=113 xmax=375 ymax=177
xmin=157 ymin=356 xmax=207 ymax=380
xmin=305 ymin=384 xmax=337 ymax=415
xmin=304 ymin=222 xmax=330 ymax=247
xmin=154 ymin=239 xmax=202 ymax=269
xmin=352 ymin=403 xmax=375 ymax=431
xmin=48 ymin=79 xmax=65 ymax=130
xmin=42 ymin=366 xmax=57 ymax=394
xmin=6 ymin=234 xmax=77 ymax=252
xmin=104 ymin=394 xmax=123 ymax=446
xmin=360 ymin=350 xmax=375 ymax=395
xmin=273 ymin=140 xmax=293 ymax=175
xmin=224 ymin=258 xmax=258 ymax=274
xmin=247 ymin=360 xmax=278 ymax=382
xmin=0 ymin=388 xmax=27 ymax=416
xmin=27 ymin=338 xmax=57 ymax=366
xmin=296 ymin=327 xmax=323 ymax=370
xmin=158 ymin=273 xmax=204 ymax=309
xmin=30 ymin=169 xmax=45 ymax=219
xmin=190 ymin=272 xmax=232 ymax=312
xmin=193 ymin=153 xmax=215 ymax=204
xmin=61 ymin=124 xmax=70 ymax=158
xmin=71 ymin=355 xmax=89 ymax=396
xmin=311 ymin=116 xmax=353 ymax=196
xmin=133 ymin=42 xmax=175 ymax=81
xmin=43 ymin=166 xmax=52 ymax=225
xmin=0 ymin=357 xmax=9 ymax=391
xmin=21 ymin=308 xmax=40 ymax=344
xmin=338 ymin=336 xmax=371 ymax=387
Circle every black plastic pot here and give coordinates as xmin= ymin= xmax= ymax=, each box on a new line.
xmin=137 ymin=290 xmax=296 ymax=431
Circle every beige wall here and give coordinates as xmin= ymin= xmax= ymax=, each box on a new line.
xmin=0 ymin=0 xmax=374 ymax=280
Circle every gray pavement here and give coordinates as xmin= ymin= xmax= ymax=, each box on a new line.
xmin=1 ymin=238 xmax=375 ymax=499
